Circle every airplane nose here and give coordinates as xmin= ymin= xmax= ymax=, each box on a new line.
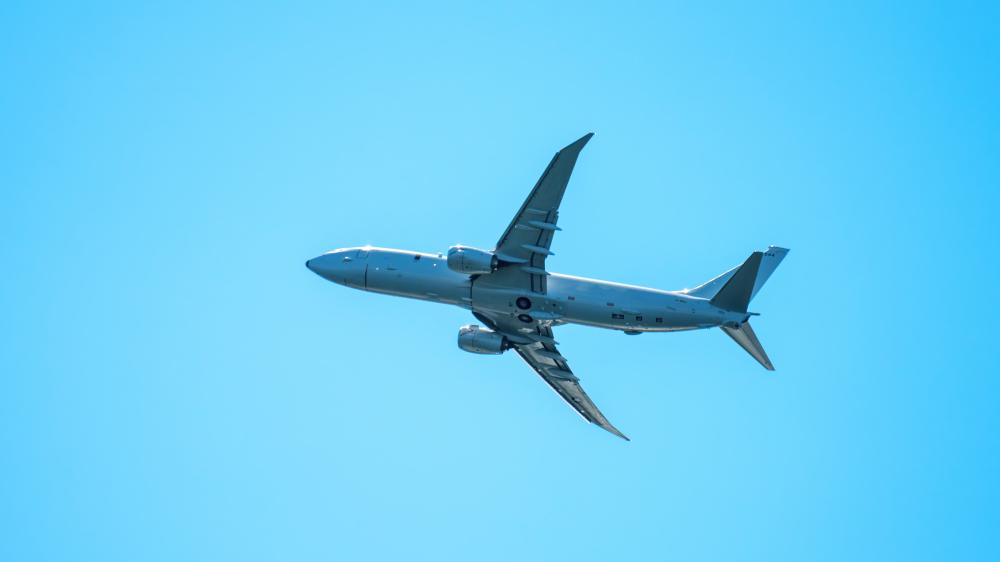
xmin=305 ymin=253 xmax=342 ymax=281
xmin=306 ymin=255 xmax=327 ymax=275
xmin=306 ymin=251 xmax=365 ymax=287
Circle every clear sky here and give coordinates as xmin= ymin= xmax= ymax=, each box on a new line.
xmin=2 ymin=2 xmax=998 ymax=561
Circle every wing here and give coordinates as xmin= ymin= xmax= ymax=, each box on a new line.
xmin=474 ymin=311 xmax=629 ymax=440
xmin=490 ymin=133 xmax=593 ymax=294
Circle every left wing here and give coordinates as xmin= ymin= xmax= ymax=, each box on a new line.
xmin=475 ymin=312 xmax=629 ymax=440
xmin=490 ymin=133 xmax=593 ymax=294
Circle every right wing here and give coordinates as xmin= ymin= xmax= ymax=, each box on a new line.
xmin=475 ymin=312 xmax=629 ymax=440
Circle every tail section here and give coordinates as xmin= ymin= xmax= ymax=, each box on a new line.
xmin=686 ymin=246 xmax=789 ymax=370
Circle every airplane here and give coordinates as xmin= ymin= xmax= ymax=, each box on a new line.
xmin=306 ymin=133 xmax=788 ymax=440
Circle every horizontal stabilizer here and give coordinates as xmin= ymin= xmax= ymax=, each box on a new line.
xmin=720 ymin=322 xmax=774 ymax=370
xmin=710 ymin=252 xmax=763 ymax=313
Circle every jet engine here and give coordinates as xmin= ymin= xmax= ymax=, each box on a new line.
xmin=447 ymin=245 xmax=497 ymax=275
xmin=457 ymin=324 xmax=508 ymax=355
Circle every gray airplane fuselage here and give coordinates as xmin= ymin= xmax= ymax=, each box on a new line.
xmin=307 ymin=246 xmax=749 ymax=333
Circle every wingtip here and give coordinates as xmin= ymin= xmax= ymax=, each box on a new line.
xmin=598 ymin=423 xmax=630 ymax=441
xmin=562 ymin=132 xmax=594 ymax=152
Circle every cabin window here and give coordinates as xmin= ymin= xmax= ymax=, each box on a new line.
xmin=611 ymin=313 xmax=625 ymax=320
xmin=636 ymin=316 xmax=643 ymax=321
xmin=606 ymin=302 xmax=615 ymax=307
xmin=567 ymin=296 xmax=575 ymax=301
xmin=655 ymin=317 xmax=663 ymax=323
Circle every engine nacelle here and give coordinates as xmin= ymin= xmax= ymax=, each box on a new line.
xmin=457 ymin=324 xmax=507 ymax=355
xmin=447 ymin=245 xmax=497 ymax=275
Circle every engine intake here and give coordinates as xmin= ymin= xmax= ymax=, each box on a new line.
xmin=457 ymin=324 xmax=507 ymax=355
xmin=447 ymin=246 xmax=497 ymax=275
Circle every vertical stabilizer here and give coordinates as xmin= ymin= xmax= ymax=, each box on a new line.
xmin=687 ymin=246 xmax=789 ymax=302
xmin=750 ymin=246 xmax=789 ymax=301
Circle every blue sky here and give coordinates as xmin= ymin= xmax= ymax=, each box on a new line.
xmin=2 ymin=2 xmax=998 ymax=560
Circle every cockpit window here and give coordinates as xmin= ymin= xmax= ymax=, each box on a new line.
xmin=414 ymin=255 xmax=421 ymax=260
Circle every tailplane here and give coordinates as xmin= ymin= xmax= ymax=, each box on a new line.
xmin=709 ymin=251 xmax=763 ymax=313
xmin=720 ymin=322 xmax=773 ymax=370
